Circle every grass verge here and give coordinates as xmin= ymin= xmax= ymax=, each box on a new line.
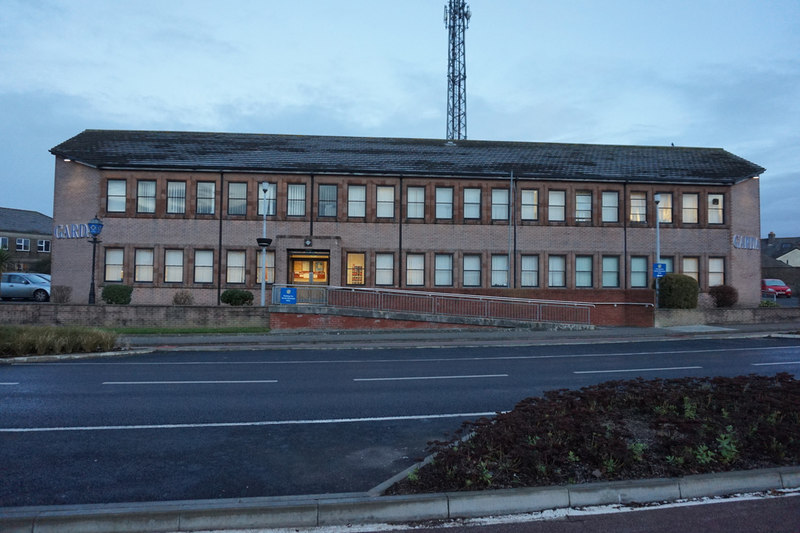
xmin=0 ymin=325 xmax=118 ymax=357
xmin=387 ymin=373 xmax=800 ymax=494
xmin=107 ymin=326 xmax=270 ymax=335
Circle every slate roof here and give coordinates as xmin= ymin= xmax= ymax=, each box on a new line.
xmin=0 ymin=208 xmax=53 ymax=234
xmin=50 ymin=130 xmax=765 ymax=185
xmin=762 ymin=236 xmax=800 ymax=259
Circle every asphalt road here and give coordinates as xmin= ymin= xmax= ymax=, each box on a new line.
xmin=2 ymin=336 xmax=800 ymax=507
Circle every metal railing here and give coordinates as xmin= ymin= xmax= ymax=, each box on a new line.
xmin=271 ymin=285 xmax=594 ymax=326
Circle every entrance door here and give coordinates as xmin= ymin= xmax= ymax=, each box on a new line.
xmin=289 ymin=252 xmax=329 ymax=284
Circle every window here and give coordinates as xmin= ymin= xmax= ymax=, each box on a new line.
xmin=194 ymin=250 xmax=214 ymax=283
xmin=256 ymin=250 xmax=275 ymax=284
xmin=107 ymin=180 xmax=127 ymax=212
xmin=464 ymin=188 xmax=481 ymax=219
xmin=548 ymin=190 xmax=566 ymax=222
xmin=548 ymin=255 xmax=566 ymax=287
xmin=406 ymin=253 xmax=424 ymax=286
xmin=521 ymin=255 xmax=539 ymax=287
xmin=318 ymin=184 xmax=337 ymax=217
xmin=575 ymin=191 xmax=592 ymax=222
xmin=708 ymin=194 xmax=724 ymax=224
xmin=630 ymin=256 xmax=648 ymax=288
xmin=258 ymin=182 xmax=277 ymax=216
xmin=521 ymin=189 xmax=538 ymax=221
xmin=376 ymin=186 xmax=394 ymax=218
xmin=683 ymin=257 xmax=699 ymax=282
xmin=662 ymin=257 xmax=674 ymax=274
xmin=708 ymin=257 xmax=725 ymax=286
xmin=375 ymin=253 xmax=394 ymax=285
xmin=0 ymin=237 xmax=7 ymax=250
xmin=197 ymin=182 xmax=216 ymax=215
xmin=434 ymin=254 xmax=453 ymax=286
xmin=602 ymin=256 xmax=620 ymax=288
xmin=463 ymin=255 xmax=481 ymax=287
xmin=407 ymin=186 xmax=425 ymax=219
xmin=656 ymin=193 xmax=673 ymax=223
xmin=630 ymin=192 xmax=647 ymax=223
xmin=104 ymin=249 xmax=124 ymax=282
xmin=37 ymin=239 xmax=50 ymax=253
xmin=348 ymin=185 xmax=366 ymax=217
xmin=287 ymin=184 xmax=306 ymax=216
xmin=346 ymin=252 xmax=366 ymax=285
xmin=601 ymin=191 xmax=619 ymax=222
xmin=575 ymin=256 xmax=593 ymax=287
xmin=134 ymin=249 xmax=154 ymax=282
xmin=167 ymin=181 xmax=186 ymax=214
xmin=228 ymin=183 xmax=247 ymax=215
xmin=491 ymin=188 xmax=509 ymax=220
xmin=164 ymin=249 xmax=184 ymax=282
xmin=682 ymin=193 xmax=699 ymax=224
xmin=491 ymin=255 xmax=509 ymax=287
xmin=435 ymin=187 xmax=453 ymax=219
xmin=137 ymin=180 xmax=156 ymax=213
xmin=226 ymin=251 xmax=246 ymax=283
xmin=16 ymin=238 xmax=30 ymax=252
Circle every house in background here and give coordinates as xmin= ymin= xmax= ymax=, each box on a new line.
xmin=762 ymin=232 xmax=800 ymax=293
xmin=0 ymin=207 xmax=53 ymax=273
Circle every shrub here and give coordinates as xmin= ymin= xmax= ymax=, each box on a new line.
xmin=658 ymin=274 xmax=698 ymax=309
xmin=50 ymin=285 xmax=73 ymax=303
xmin=220 ymin=289 xmax=254 ymax=306
xmin=709 ymin=285 xmax=738 ymax=308
xmin=759 ymin=300 xmax=779 ymax=308
xmin=101 ymin=285 xmax=133 ymax=305
xmin=172 ymin=290 xmax=194 ymax=306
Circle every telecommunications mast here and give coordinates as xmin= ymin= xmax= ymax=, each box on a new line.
xmin=444 ymin=0 xmax=470 ymax=140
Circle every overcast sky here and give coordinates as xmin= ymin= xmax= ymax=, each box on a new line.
xmin=1 ymin=0 xmax=798 ymax=238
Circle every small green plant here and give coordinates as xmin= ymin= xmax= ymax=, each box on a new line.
xmin=407 ymin=469 xmax=419 ymax=483
xmin=603 ymin=456 xmax=619 ymax=474
xmin=759 ymin=300 xmax=779 ymax=308
xmin=628 ymin=441 xmax=648 ymax=462
xmin=172 ymin=290 xmax=194 ymax=305
xmin=716 ymin=425 xmax=739 ymax=463
xmin=694 ymin=444 xmax=715 ymax=465
xmin=220 ymin=289 xmax=254 ymax=306
xmin=683 ymin=396 xmax=698 ymax=420
xmin=101 ymin=284 xmax=133 ymax=304
xmin=665 ymin=455 xmax=685 ymax=466
xmin=567 ymin=451 xmax=580 ymax=463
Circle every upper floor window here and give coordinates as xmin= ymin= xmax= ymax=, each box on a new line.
xmin=464 ymin=188 xmax=481 ymax=219
xmin=318 ymin=184 xmax=338 ymax=217
xmin=521 ymin=189 xmax=538 ymax=221
xmin=575 ymin=191 xmax=592 ymax=222
xmin=682 ymin=193 xmax=699 ymax=224
xmin=435 ymin=187 xmax=453 ymax=219
xmin=137 ymin=180 xmax=156 ymax=213
xmin=376 ymin=186 xmax=395 ymax=218
xmin=601 ymin=191 xmax=619 ymax=222
xmin=16 ymin=238 xmax=30 ymax=252
xmin=107 ymin=180 xmax=127 ymax=212
xmin=630 ymin=192 xmax=647 ymax=223
xmin=548 ymin=190 xmax=566 ymax=222
xmin=166 ymin=181 xmax=186 ymax=214
xmin=258 ymin=182 xmax=277 ymax=216
xmin=708 ymin=194 xmax=724 ymax=224
xmin=348 ymin=185 xmax=366 ymax=217
xmin=228 ymin=182 xmax=247 ymax=215
xmin=491 ymin=188 xmax=509 ymax=220
xmin=407 ymin=186 xmax=425 ymax=219
xmin=37 ymin=239 xmax=50 ymax=253
xmin=197 ymin=182 xmax=216 ymax=215
xmin=287 ymin=184 xmax=306 ymax=216
xmin=656 ymin=193 xmax=673 ymax=223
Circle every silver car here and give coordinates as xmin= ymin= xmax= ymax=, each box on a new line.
xmin=0 ymin=273 xmax=51 ymax=302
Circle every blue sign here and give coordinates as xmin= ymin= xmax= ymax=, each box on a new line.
xmin=279 ymin=287 xmax=297 ymax=304
xmin=653 ymin=263 xmax=667 ymax=278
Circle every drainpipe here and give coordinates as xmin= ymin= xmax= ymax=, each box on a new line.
xmin=398 ymin=176 xmax=404 ymax=288
xmin=217 ymin=172 xmax=224 ymax=305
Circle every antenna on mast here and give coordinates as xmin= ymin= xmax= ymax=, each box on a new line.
xmin=444 ymin=0 xmax=470 ymax=140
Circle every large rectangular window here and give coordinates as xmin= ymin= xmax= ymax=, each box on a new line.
xmin=708 ymin=194 xmax=724 ymax=224
xmin=683 ymin=256 xmax=699 ymax=282
xmin=463 ymin=255 xmax=481 ymax=287
xmin=376 ymin=186 xmax=394 ymax=218
xmin=194 ymin=250 xmax=214 ymax=283
xmin=346 ymin=252 xmax=366 ymax=285
xmin=521 ymin=255 xmax=539 ymax=287
xmin=104 ymin=249 xmax=124 ymax=282
xmin=601 ymin=191 xmax=619 ymax=222
xmin=575 ymin=191 xmax=592 ymax=223
xmin=197 ymin=182 xmax=216 ymax=215
xmin=630 ymin=256 xmax=648 ymax=288
xmin=348 ymin=185 xmax=366 ymax=217
xmin=521 ymin=189 xmax=539 ymax=221
xmin=107 ymin=180 xmax=127 ymax=212
xmin=134 ymin=249 xmax=154 ymax=282
xmin=256 ymin=250 xmax=275 ymax=284
xmin=682 ymin=193 xmax=699 ymax=224
xmin=575 ymin=255 xmax=593 ymax=287
xmin=708 ymin=257 xmax=725 ymax=286
xmin=464 ymin=188 xmax=481 ymax=219
xmin=434 ymin=254 xmax=453 ymax=286
xmin=375 ymin=253 xmax=394 ymax=286
xmin=226 ymin=251 xmax=246 ymax=283
xmin=630 ymin=192 xmax=647 ymax=223
xmin=406 ymin=254 xmax=424 ymax=286
xmin=0 ymin=237 xmax=7 ymax=250
xmin=228 ymin=182 xmax=247 ymax=215
xmin=491 ymin=188 xmax=509 ymax=220
xmin=656 ymin=193 xmax=673 ymax=223
xmin=548 ymin=190 xmax=566 ymax=222
xmin=318 ymin=184 xmax=338 ymax=217
xmin=258 ymin=182 xmax=277 ymax=216
xmin=407 ymin=186 xmax=425 ymax=219
xmin=167 ymin=181 xmax=186 ymax=214
xmin=548 ymin=255 xmax=566 ymax=287
xmin=435 ymin=187 xmax=453 ymax=219
xmin=491 ymin=255 xmax=509 ymax=287
xmin=602 ymin=256 xmax=620 ymax=288
xmin=164 ymin=249 xmax=184 ymax=283
xmin=287 ymin=184 xmax=306 ymax=216
xmin=137 ymin=180 xmax=156 ymax=214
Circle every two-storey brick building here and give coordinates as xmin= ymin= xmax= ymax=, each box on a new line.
xmin=49 ymin=130 xmax=764 ymax=315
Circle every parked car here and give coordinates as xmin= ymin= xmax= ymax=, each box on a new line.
xmin=0 ymin=273 xmax=51 ymax=302
xmin=28 ymin=273 xmax=51 ymax=283
xmin=761 ymin=278 xmax=792 ymax=298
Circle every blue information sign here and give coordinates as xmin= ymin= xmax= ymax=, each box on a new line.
xmin=653 ymin=263 xmax=667 ymax=278
xmin=280 ymin=287 xmax=297 ymax=304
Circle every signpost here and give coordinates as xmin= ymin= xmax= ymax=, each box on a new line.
xmin=280 ymin=287 xmax=297 ymax=305
xmin=653 ymin=262 xmax=667 ymax=279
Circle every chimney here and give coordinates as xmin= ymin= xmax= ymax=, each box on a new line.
xmin=768 ymin=231 xmax=776 ymax=245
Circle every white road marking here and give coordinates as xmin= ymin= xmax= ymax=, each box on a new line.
xmin=574 ymin=366 xmax=702 ymax=374
xmin=0 ymin=412 xmax=501 ymax=433
xmin=0 ymin=382 xmax=19 ymax=385
xmin=102 ymin=380 xmax=277 ymax=385
xmin=354 ymin=374 xmax=508 ymax=382
xmin=752 ymin=361 xmax=800 ymax=366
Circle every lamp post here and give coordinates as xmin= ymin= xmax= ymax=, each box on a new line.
xmin=257 ymin=182 xmax=272 ymax=306
xmin=654 ymin=194 xmax=661 ymax=308
xmin=87 ymin=216 xmax=104 ymax=305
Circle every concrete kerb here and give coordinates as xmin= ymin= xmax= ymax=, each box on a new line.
xmin=3 ymin=467 xmax=799 ymax=532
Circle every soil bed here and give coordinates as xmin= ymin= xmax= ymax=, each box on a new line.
xmin=387 ymin=373 xmax=800 ymax=494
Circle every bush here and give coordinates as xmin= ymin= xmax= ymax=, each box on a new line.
xmin=658 ymin=274 xmax=698 ymax=309
xmin=759 ymin=300 xmax=779 ymax=308
xmin=50 ymin=285 xmax=72 ymax=304
xmin=220 ymin=289 xmax=254 ymax=306
xmin=101 ymin=285 xmax=133 ymax=305
xmin=172 ymin=290 xmax=194 ymax=305
xmin=709 ymin=285 xmax=738 ymax=308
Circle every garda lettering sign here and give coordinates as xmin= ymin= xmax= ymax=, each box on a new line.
xmin=54 ymin=223 xmax=91 ymax=239
xmin=653 ymin=263 xmax=667 ymax=279
xmin=280 ymin=287 xmax=298 ymax=304
xmin=732 ymin=234 xmax=760 ymax=250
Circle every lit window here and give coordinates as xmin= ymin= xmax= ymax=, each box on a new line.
xmin=137 ymin=180 xmax=156 ymax=214
xmin=683 ymin=257 xmax=699 ymax=282
xmin=463 ymin=255 xmax=481 ymax=287
xmin=104 ymin=249 xmax=124 ymax=282
xmin=226 ymin=251 xmax=246 ymax=283
xmin=107 ymin=180 xmax=127 ymax=212
xmin=575 ymin=256 xmax=593 ymax=287
xmin=407 ymin=187 xmax=425 ymax=219
xmin=630 ymin=192 xmax=647 ymax=223
xmin=521 ymin=189 xmax=538 ymax=221
xmin=464 ymin=188 xmax=481 ymax=219
xmin=197 ymin=182 xmax=216 ymax=215
xmin=601 ymin=191 xmax=619 ymax=222
xmin=258 ymin=183 xmax=277 ymax=216
xmin=434 ymin=254 xmax=453 ymax=286
xmin=406 ymin=254 xmax=424 ymax=286
xmin=491 ymin=255 xmax=508 ymax=287
xmin=348 ymin=185 xmax=366 ymax=217
xmin=194 ymin=250 xmax=214 ymax=283
xmin=682 ymin=193 xmax=699 ymax=224
xmin=167 ymin=181 xmax=186 ymax=214
xmin=287 ymin=184 xmax=306 ymax=216
xmin=375 ymin=253 xmax=394 ymax=285
xmin=656 ymin=193 xmax=673 ymax=223
xmin=708 ymin=194 xmax=724 ymax=224
xmin=548 ymin=255 xmax=566 ymax=287
xmin=134 ymin=249 xmax=154 ymax=282
xmin=435 ymin=187 xmax=453 ymax=219
xmin=630 ymin=256 xmax=648 ymax=288
xmin=164 ymin=250 xmax=184 ymax=283
xmin=347 ymin=252 xmax=366 ymax=285
xmin=521 ymin=255 xmax=539 ymax=287
xmin=256 ymin=250 xmax=275 ymax=284
xmin=708 ymin=257 xmax=725 ymax=286
xmin=491 ymin=188 xmax=509 ymax=220
xmin=377 ymin=186 xmax=394 ymax=218
xmin=575 ymin=191 xmax=592 ymax=222
xmin=602 ymin=256 xmax=620 ymax=288
xmin=548 ymin=190 xmax=566 ymax=222
xmin=228 ymin=183 xmax=247 ymax=215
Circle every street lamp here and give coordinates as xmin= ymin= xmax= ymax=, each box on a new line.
xmin=87 ymin=216 xmax=104 ymax=305
xmin=654 ymin=194 xmax=661 ymax=308
xmin=257 ymin=182 xmax=272 ymax=306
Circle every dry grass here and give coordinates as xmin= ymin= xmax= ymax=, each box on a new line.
xmin=0 ymin=325 xmax=118 ymax=357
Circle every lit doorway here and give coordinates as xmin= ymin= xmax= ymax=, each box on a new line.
xmin=289 ymin=252 xmax=329 ymax=284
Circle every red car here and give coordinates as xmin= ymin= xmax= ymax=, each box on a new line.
xmin=761 ymin=278 xmax=792 ymax=297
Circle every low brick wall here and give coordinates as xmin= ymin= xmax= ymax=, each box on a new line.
xmin=655 ymin=307 xmax=800 ymax=327
xmin=0 ymin=304 xmax=269 ymax=328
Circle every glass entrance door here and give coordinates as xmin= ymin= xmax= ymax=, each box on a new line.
xmin=289 ymin=253 xmax=329 ymax=284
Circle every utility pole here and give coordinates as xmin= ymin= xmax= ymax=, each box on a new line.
xmin=444 ymin=0 xmax=470 ymax=140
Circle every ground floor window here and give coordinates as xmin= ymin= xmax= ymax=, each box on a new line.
xmin=226 ymin=251 xmax=246 ymax=283
xmin=708 ymin=257 xmax=725 ymax=286
xmin=194 ymin=250 xmax=214 ymax=283
xmin=290 ymin=253 xmax=329 ymax=284
xmin=434 ymin=254 xmax=453 ymax=286
xmin=575 ymin=255 xmax=592 ymax=288
xmin=602 ymin=256 xmax=620 ymax=288
xmin=134 ymin=249 xmax=154 ymax=282
xmin=548 ymin=255 xmax=566 ymax=287
xmin=375 ymin=253 xmax=394 ymax=285
xmin=346 ymin=252 xmax=366 ymax=285
xmin=520 ymin=255 xmax=539 ymax=287
xmin=630 ymin=256 xmax=648 ymax=288
xmin=491 ymin=255 xmax=509 ymax=287
xmin=406 ymin=254 xmax=424 ymax=286
xmin=104 ymin=249 xmax=124 ymax=282
xmin=683 ymin=257 xmax=699 ymax=283
xmin=463 ymin=255 xmax=481 ymax=287
xmin=257 ymin=250 xmax=275 ymax=284
xmin=165 ymin=249 xmax=184 ymax=282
